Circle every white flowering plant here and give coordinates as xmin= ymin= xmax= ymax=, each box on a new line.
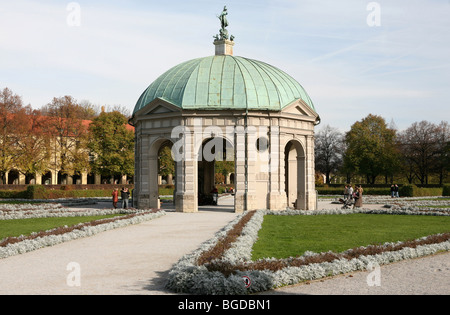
xmin=0 ymin=202 xmax=166 ymax=259
xmin=165 ymin=204 xmax=450 ymax=295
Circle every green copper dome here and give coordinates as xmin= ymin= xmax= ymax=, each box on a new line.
xmin=133 ymin=55 xmax=315 ymax=114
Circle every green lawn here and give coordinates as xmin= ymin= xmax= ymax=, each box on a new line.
xmin=252 ymin=214 xmax=450 ymax=260
xmin=0 ymin=214 xmax=124 ymax=240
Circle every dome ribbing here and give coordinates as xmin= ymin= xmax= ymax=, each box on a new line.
xmin=133 ymin=55 xmax=315 ymax=114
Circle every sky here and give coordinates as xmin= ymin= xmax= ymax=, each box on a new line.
xmin=0 ymin=0 xmax=449 ymax=132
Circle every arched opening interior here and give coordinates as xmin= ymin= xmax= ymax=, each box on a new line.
xmin=7 ymin=170 xmax=19 ymax=185
xmin=197 ymin=137 xmax=235 ymax=211
xmin=42 ymin=171 xmax=52 ymax=185
xmin=284 ymin=140 xmax=306 ymax=210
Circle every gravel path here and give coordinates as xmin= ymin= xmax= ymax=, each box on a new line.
xmin=0 ymin=198 xmax=448 ymax=295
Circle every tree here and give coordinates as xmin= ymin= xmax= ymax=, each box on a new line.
xmin=42 ymin=96 xmax=90 ymax=178
xmin=0 ymin=88 xmax=24 ymax=183
xmin=14 ymin=106 xmax=51 ymax=180
xmin=343 ymin=114 xmax=399 ymax=184
xmin=434 ymin=121 xmax=450 ymax=185
xmin=314 ymin=124 xmax=344 ymax=184
xmin=88 ymin=111 xmax=134 ymax=178
xmin=398 ymin=121 xmax=442 ymax=185
xmin=159 ymin=145 xmax=175 ymax=180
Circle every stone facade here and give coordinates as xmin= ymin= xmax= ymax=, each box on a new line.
xmin=131 ymin=97 xmax=319 ymax=213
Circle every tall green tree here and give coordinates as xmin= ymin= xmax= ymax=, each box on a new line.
xmin=88 ymin=111 xmax=134 ymax=178
xmin=343 ymin=114 xmax=399 ymax=184
xmin=159 ymin=145 xmax=175 ymax=177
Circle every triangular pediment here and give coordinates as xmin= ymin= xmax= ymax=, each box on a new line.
xmin=133 ymin=97 xmax=182 ymax=118
xmin=282 ymin=99 xmax=319 ymax=118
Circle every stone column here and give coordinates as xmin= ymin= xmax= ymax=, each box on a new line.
xmin=137 ymin=135 xmax=150 ymax=209
xmin=234 ymin=126 xmax=246 ymax=213
xmin=51 ymin=170 xmax=58 ymax=185
xmin=19 ymin=173 xmax=26 ymax=185
xmin=175 ymin=129 xmax=198 ymax=213
xmin=148 ymin=154 xmax=159 ymax=209
xmin=268 ymin=127 xmax=286 ymax=210
xmin=35 ymin=173 xmax=42 ymax=185
xmin=81 ymin=172 xmax=88 ymax=185
xmin=305 ymin=135 xmax=317 ymax=210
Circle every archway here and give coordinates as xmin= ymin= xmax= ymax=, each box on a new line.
xmin=197 ymin=136 xmax=235 ymax=211
xmin=284 ymin=140 xmax=306 ymax=210
xmin=42 ymin=171 xmax=52 ymax=185
xmin=141 ymin=138 xmax=175 ymax=210
xmin=8 ymin=170 xmax=20 ymax=185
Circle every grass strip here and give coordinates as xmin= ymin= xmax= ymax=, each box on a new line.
xmin=0 ymin=214 xmax=126 ymax=246
xmin=252 ymin=213 xmax=450 ymax=260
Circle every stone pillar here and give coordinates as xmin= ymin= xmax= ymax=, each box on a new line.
xmin=19 ymin=173 xmax=26 ymax=185
xmin=268 ymin=128 xmax=287 ymax=210
xmin=81 ymin=172 xmax=88 ymax=185
xmin=234 ymin=126 xmax=246 ymax=213
xmin=51 ymin=171 xmax=58 ymax=185
xmin=175 ymin=128 xmax=198 ymax=213
xmin=305 ymin=135 xmax=317 ymax=210
xmin=35 ymin=173 xmax=42 ymax=185
xmin=148 ymin=155 xmax=160 ymax=209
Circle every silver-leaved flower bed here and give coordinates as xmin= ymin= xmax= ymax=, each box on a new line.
xmin=0 ymin=203 xmax=166 ymax=259
xmin=165 ymin=206 xmax=450 ymax=295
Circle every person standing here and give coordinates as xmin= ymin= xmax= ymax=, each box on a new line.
xmin=121 ymin=187 xmax=130 ymax=209
xmin=394 ymin=184 xmax=399 ymax=198
xmin=112 ymin=188 xmax=119 ymax=209
xmin=348 ymin=185 xmax=354 ymax=201
xmin=353 ymin=185 xmax=364 ymax=208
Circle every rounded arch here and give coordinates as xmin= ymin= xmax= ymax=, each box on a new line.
xmin=284 ymin=139 xmax=306 ymax=210
xmin=140 ymin=137 xmax=175 ymax=209
xmin=197 ymin=135 xmax=235 ymax=210
xmin=282 ymin=136 xmax=306 ymax=158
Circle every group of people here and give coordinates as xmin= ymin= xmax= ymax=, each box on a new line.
xmin=390 ymin=184 xmax=400 ymax=198
xmin=112 ymin=187 xmax=131 ymax=209
xmin=343 ymin=184 xmax=364 ymax=208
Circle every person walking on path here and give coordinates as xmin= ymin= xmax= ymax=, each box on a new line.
xmin=112 ymin=188 xmax=119 ymax=209
xmin=121 ymin=187 xmax=130 ymax=209
xmin=353 ymin=185 xmax=364 ymax=208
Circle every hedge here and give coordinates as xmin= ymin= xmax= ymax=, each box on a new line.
xmin=0 ymin=185 xmax=130 ymax=200
xmin=399 ymin=185 xmax=443 ymax=197
xmin=316 ymin=187 xmax=391 ymax=196
xmin=441 ymin=185 xmax=450 ymax=196
xmin=316 ymin=185 xmax=443 ymax=197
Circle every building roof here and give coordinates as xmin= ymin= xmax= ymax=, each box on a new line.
xmin=133 ymin=55 xmax=315 ymax=114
